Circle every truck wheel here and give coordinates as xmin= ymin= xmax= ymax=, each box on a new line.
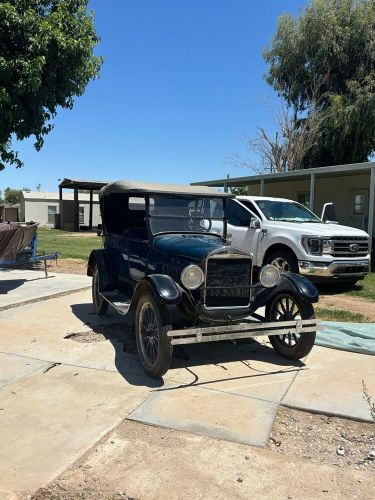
xmin=267 ymin=249 xmax=298 ymax=274
xmin=135 ymin=292 xmax=173 ymax=378
xmin=266 ymin=293 xmax=315 ymax=360
xmin=92 ymin=265 xmax=109 ymax=316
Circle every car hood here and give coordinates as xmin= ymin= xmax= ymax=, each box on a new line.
xmin=264 ymin=221 xmax=369 ymax=237
xmin=153 ymin=234 xmax=227 ymax=261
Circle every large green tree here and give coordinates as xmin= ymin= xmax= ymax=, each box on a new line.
xmin=264 ymin=0 xmax=375 ymax=168
xmin=0 ymin=0 xmax=102 ymax=170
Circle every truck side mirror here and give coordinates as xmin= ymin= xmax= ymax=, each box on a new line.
xmin=249 ymin=217 xmax=261 ymax=229
xmin=321 ymin=203 xmax=338 ymax=223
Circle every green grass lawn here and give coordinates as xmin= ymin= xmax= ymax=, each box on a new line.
xmin=37 ymin=228 xmax=101 ymax=260
xmin=343 ymin=272 xmax=375 ymax=301
xmin=317 ymin=272 xmax=375 ymax=302
xmin=315 ymin=307 xmax=367 ymax=323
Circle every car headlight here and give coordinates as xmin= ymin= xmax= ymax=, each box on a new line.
xmin=259 ymin=265 xmax=280 ymax=288
xmin=180 ymin=265 xmax=204 ymax=290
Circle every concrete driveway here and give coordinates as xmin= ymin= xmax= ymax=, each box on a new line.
xmin=0 ymin=271 xmax=374 ymax=499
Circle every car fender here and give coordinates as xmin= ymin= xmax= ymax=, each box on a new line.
xmin=250 ymin=272 xmax=319 ymax=312
xmin=130 ymin=274 xmax=181 ymax=309
xmin=87 ymin=249 xmax=116 ymax=291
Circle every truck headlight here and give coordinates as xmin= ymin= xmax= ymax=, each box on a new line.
xmin=322 ymin=239 xmax=333 ymax=254
xmin=181 ymin=265 xmax=204 ymax=290
xmin=302 ymin=236 xmax=326 ymax=255
xmin=307 ymin=238 xmax=323 ymax=255
xmin=259 ymin=265 xmax=280 ymax=288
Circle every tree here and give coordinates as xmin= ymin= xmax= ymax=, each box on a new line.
xmin=228 ymin=99 xmax=326 ymax=174
xmin=3 ymin=187 xmax=29 ymax=204
xmin=0 ymin=0 xmax=102 ymax=170
xmin=263 ymin=0 xmax=375 ymax=168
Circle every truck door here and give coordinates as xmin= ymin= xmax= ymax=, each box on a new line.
xmin=226 ymin=199 xmax=261 ymax=257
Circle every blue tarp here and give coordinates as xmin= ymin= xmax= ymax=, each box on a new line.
xmin=317 ymin=321 xmax=375 ymax=356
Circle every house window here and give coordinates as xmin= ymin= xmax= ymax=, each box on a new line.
xmin=353 ymin=194 xmax=365 ymax=215
xmin=298 ymin=192 xmax=310 ymax=208
xmin=47 ymin=205 xmax=57 ymax=224
xmin=79 ymin=206 xmax=85 ymax=224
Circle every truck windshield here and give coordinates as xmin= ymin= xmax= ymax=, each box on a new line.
xmin=148 ymin=196 xmax=225 ymax=236
xmin=255 ymin=199 xmax=322 ymax=223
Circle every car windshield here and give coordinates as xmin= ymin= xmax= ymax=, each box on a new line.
xmin=148 ymin=195 xmax=225 ymax=236
xmin=255 ymin=199 xmax=322 ymax=223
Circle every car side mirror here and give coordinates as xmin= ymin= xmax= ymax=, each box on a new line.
xmin=249 ymin=217 xmax=261 ymax=229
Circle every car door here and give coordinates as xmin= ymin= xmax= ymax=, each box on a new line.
xmin=227 ymin=199 xmax=261 ymax=256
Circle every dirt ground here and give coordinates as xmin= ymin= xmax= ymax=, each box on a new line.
xmin=45 ymin=258 xmax=88 ymax=275
xmin=31 ymin=407 xmax=374 ymax=500
xmin=269 ymin=407 xmax=375 ymax=471
xmin=318 ymin=294 xmax=375 ymax=321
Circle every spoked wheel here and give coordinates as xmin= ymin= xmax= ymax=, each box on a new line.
xmin=135 ymin=292 xmax=173 ymax=377
xmin=92 ymin=265 xmax=108 ymax=316
xmin=266 ymin=293 xmax=315 ymax=359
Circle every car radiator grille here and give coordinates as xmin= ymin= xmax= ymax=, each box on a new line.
xmin=204 ymin=257 xmax=251 ymax=308
xmin=331 ymin=237 xmax=369 ymax=257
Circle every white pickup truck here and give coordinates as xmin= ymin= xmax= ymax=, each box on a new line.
xmin=224 ymin=196 xmax=370 ymax=283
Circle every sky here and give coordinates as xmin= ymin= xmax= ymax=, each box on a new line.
xmin=1 ymin=0 xmax=306 ymax=192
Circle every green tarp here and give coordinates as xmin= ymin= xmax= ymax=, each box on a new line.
xmin=317 ymin=321 xmax=375 ymax=356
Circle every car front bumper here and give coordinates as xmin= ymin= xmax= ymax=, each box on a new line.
xmin=167 ymin=318 xmax=321 ymax=345
xmin=298 ymin=259 xmax=371 ymax=279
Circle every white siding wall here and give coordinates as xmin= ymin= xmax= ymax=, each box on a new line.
xmin=24 ymin=199 xmax=60 ymax=226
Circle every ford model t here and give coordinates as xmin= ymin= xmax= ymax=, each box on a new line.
xmin=88 ymin=181 xmax=320 ymax=377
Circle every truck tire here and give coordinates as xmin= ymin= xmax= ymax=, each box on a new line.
xmin=266 ymin=293 xmax=316 ymax=360
xmin=135 ymin=292 xmax=173 ymax=378
xmin=267 ymin=249 xmax=298 ymax=274
xmin=92 ymin=265 xmax=109 ymax=316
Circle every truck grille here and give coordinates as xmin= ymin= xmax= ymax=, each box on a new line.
xmin=331 ymin=237 xmax=369 ymax=257
xmin=204 ymin=257 xmax=251 ymax=308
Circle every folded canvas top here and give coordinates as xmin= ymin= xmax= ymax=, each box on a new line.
xmin=0 ymin=223 xmax=38 ymax=263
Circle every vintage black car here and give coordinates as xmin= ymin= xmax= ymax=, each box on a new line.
xmin=88 ymin=181 xmax=320 ymax=377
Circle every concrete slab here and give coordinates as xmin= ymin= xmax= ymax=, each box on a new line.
xmin=282 ymin=345 xmax=375 ymax=422
xmin=128 ymin=385 xmax=277 ymax=447
xmin=0 ymin=352 xmax=48 ymax=388
xmin=0 ymin=269 xmax=91 ymax=311
xmin=0 ymin=291 xmax=152 ymax=384
xmin=167 ymin=341 xmax=302 ymax=404
xmin=0 ymin=363 xmax=151 ymax=499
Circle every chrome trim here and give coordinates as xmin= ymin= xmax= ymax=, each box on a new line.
xmin=167 ymin=318 xmax=322 ymax=345
xmin=298 ymin=259 xmax=371 ymax=278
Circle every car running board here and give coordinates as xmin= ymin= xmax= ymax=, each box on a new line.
xmin=99 ymin=291 xmax=131 ymax=315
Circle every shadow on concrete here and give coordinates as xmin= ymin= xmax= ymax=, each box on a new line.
xmin=71 ymin=302 xmax=306 ymax=391
xmin=0 ymin=276 xmax=55 ymax=295
xmin=0 ymin=279 xmax=27 ymax=294
xmin=70 ymin=302 xmax=164 ymax=389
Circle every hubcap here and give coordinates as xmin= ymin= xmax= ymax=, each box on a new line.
xmin=271 ymin=257 xmax=290 ymax=272
xmin=139 ymin=302 xmax=159 ymax=364
xmin=271 ymin=295 xmax=301 ymax=347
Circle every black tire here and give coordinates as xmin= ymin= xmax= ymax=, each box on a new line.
xmin=266 ymin=249 xmax=298 ymax=274
xmin=135 ymin=292 xmax=173 ymax=377
xmin=266 ymin=293 xmax=315 ymax=360
xmin=92 ymin=265 xmax=109 ymax=316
